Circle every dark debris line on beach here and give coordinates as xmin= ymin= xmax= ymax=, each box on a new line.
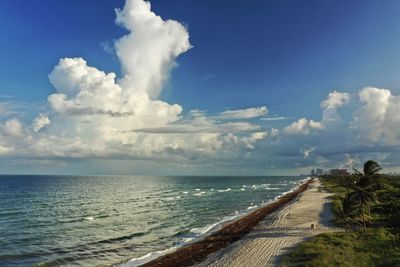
xmin=135 ymin=179 xmax=314 ymax=267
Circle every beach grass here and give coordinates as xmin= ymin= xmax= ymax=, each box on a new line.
xmin=281 ymin=228 xmax=400 ymax=267
xmin=281 ymin=169 xmax=400 ymax=267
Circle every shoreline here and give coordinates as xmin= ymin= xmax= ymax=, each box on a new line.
xmin=119 ymin=178 xmax=314 ymax=267
xmin=198 ymin=178 xmax=341 ymax=267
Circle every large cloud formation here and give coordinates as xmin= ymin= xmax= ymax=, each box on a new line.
xmin=0 ymin=0 xmax=267 ymax=167
xmin=115 ymin=0 xmax=192 ymax=99
xmin=354 ymin=87 xmax=400 ymax=145
xmin=0 ymin=0 xmax=399 ymax=174
xmin=272 ymin=87 xmax=400 ymax=172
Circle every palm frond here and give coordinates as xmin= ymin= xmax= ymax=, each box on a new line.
xmin=352 ymin=167 xmax=363 ymax=176
xmin=363 ymin=160 xmax=382 ymax=175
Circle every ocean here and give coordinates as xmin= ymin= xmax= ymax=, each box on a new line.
xmin=0 ymin=175 xmax=306 ymax=266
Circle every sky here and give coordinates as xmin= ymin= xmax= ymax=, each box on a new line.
xmin=1 ymin=0 xmax=400 ymax=175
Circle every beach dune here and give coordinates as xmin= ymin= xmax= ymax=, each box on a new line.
xmin=196 ymin=179 xmax=341 ymax=267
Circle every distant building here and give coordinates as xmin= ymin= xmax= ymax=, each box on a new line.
xmin=309 ymin=168 xmax=324 ymax=176
xmin=316 ymin=168 xmax=324 ymax=176
xmin=329 ymin=169 xmax=349 ymax=176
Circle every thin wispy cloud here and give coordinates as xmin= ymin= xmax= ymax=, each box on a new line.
xmin=132 ymin=121 xmax=261 ymax=134
xmin=261 ymin=116 xmax=289 ymax=121
xmin=0 ymin=95 xmax=14 ymax=99
xmin=203 ymin=74 xmax=216 ymax=81
xmin=212 ymin=106 xmax=268 ymax=120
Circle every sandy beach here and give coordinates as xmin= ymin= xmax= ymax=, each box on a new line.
xmin=196 ymin=179 xmax=341 ymax=267
xmin=135 ymin=179 xmax=312 ymax=267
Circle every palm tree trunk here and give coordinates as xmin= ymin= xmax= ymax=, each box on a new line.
xmin=362 ymin=206 xmax=366 ymax=232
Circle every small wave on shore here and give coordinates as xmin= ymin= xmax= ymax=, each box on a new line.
xmin=120 ymin=247 xmax=177 ymax=267
xmin=120 ymin=212 xmax=244 ymax=267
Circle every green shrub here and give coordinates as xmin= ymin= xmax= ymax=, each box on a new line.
xmin=281 ymin=229 xmax=400 ymax=267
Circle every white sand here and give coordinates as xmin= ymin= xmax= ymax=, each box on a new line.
xmin=196 ymin=179 xmax=341 ymax=267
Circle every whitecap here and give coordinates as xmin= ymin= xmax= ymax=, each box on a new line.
xmin=190 ymin=222 xmax=220 ymax=236
xmin=84 ymin=216 xmax=94 ymax=221
xmin=217 ymin=188 xmax=231 ymax=192
xmin=120 ymin=247 xmax=177 ymax=267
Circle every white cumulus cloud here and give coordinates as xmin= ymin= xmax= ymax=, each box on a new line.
xmin=32 ymin=114 xmax=51 ymax=132
xmin=320 ymin=90 xmax=350 ymax=109
xmin=3 ymin=118 xmax=23 ymax=138
xmin=283 ymin=118 xmax=323 ymax=135
xmin=353 ymin=87 xmax=400 ymax=145
xmin=301 ymin=146 xmax=316 ymax=158
xmin=115 ymin=0 xmax=192 ymax=99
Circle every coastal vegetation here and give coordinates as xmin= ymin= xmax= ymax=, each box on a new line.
xmin=281 ymin=160 xmax=400 ymax=266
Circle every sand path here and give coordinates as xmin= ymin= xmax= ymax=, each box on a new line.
xmin=196 ymin=179 xmax=341 ymax=267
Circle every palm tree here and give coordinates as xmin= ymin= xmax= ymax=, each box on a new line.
xmin=353 ymin=160 xmax=383 ymax=217
xmin=353 ymin=160 xmax=382 ymax=189
xmin=335 ymin=175 xmax=357 ymax=195
xmin=337 ymin=194 xmax=357 ymax=232
xmin=363 ymin=160 xmax=382 ymax=175
xmin=331 ymin=160 xmax=382 ymax=231
xmin=348 ymin=186 xmax=377 ymax=231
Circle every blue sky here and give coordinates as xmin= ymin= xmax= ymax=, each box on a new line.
xmin=1 ymin=0 xmax=400 ymax=175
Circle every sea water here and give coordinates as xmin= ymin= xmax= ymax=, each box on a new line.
xmin=0 ymin=175 xmax=306 ymax=266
